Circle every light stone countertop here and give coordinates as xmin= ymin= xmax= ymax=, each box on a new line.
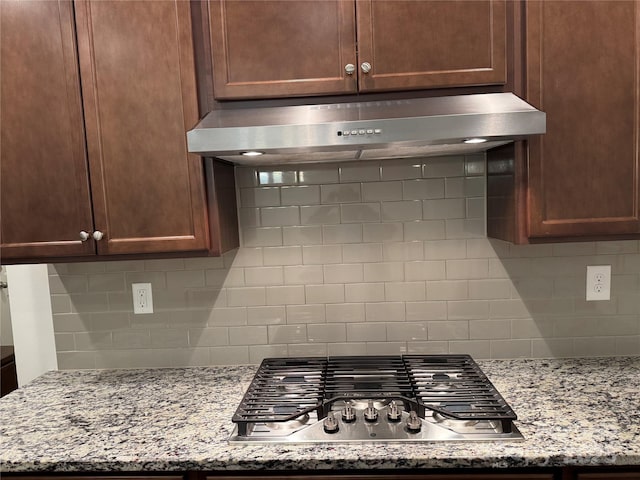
xmin=0 ymin=357 xmax=639 ymax=473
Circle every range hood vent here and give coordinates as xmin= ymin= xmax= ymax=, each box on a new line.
xmin=187 ymin=93 xmax=545 ymax=165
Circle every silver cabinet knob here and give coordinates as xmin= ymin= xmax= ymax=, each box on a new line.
xmin=92 ymin=230 xmax=104 ymax=241
xmin=79 ymin=231 xmax=90 ymax=242
xmin=361 ymin=62 xmax=372 ymax=74
xmin=344 ymin=63 xmax=356 ymax=75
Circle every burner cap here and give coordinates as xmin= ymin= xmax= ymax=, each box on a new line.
xmin=264 ymin=413 xmax=310 ymax=431
xmin=432 ymin=411 xmax=479 ymax=428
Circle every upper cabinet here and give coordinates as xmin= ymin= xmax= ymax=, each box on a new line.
xmin=208 ymin=0 xmax=357 ymax=98
xmin=355 ymin=0 xmax=506 ymax=93
xmin=207 ymin=0 xmax=507 ymax=100
xmin=74 ymin=0 xmax=210 ymax=256
xmin=0 ymin=0 xmax=238 ymax=263
xmin=487 ymin=1 xmax=640 ymax=243
xmin=1 ymin=0 xmax=95 ymax=259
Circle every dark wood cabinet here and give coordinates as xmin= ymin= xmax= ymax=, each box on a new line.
xmin=576 ymin=474 xmax=640 ymax=480
xmin=206 ymin=0 xmax=507 ymax=100
xmin=356 ymin=0 xmax=506 ymax=93
xmin=208 ymin=0 xmax=357 ymax=99
xmin=74 ymin=0 xmax=209 ymax=255
xmin=206 ymin=475 xmax=553 ymax=480
xmin=488 ymin=0 xmax=640 ymax=243
xmin=0 ymin=0 xmax=95 ymax=260
xmin=4 ymin=477 xmax=185 ymax=480
xmin=1 ymin=346 xmax=18 ymax=397
xmin=2 ymin=468 xmax=639 ymax=480
xmin=1 ymin=1 xmax=238 ymax=262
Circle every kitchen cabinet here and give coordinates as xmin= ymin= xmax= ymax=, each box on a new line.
xmin=3 ymin=470 xmax=640 ymax=480
xmin=1 ymin=1 xmax=238 ymax=262
xmin=205 ymin=475 xmax=554 ymax=480
xmin=1 ymin=346 xmax=18 ymax=397
xmin=576 ymin=474 xmax=640 ymax=480
xmin=3 ymin=477 xmax=185 ymax=480
xmin=1 ymin=0 xmax=95 ymax=259
xmin=205 ymin=0 xmax=507 ymax=100
xmin=487 ymin=0 xmax=640 ymax=243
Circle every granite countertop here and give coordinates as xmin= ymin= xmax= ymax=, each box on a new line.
xmin=1 ymin=357 xmax=639 ymax=473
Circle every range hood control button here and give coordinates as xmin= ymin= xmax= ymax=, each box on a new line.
xmin=387 ymin=400 xmax=401 ymax=422
xmin=406 ymin=411 xmax=421 ymax=433
xmin=366 ymin=129 xmax=373 ymax=134
xmin=364 ymin=400 xmax=378 ymax=422
xmin=374 ymin=129 xmax=382 ymax=134
xmin=323 ymin=412 xmax=339 ymax=434
xmin=341 ymin=404 xmax=356 ymax=423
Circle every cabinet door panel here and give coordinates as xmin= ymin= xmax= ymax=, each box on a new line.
xmin=209 ymin=0 xmax=357 ymax=99
xmin=356 ymin=0 xmax=507 ymax=92
xmin=75 ymin=0 xmax=209 ymax=255
xmin=526 ymin=1 xmax=640 ymax=237
xmin=577 ymin=474 xmax=640 ymax=480
xmin=0 ymin=0 xmax=95 ymax=260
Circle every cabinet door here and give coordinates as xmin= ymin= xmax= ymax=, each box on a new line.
xmin=356 ymin=0 xmax=507 ymax=92
xmin=526 ymin=1 xmax=640 ymax=238
xmin=0 ymin=0 xmax=95 ymax=260
xmin=208 ymin=0 xmax=357 ymax=99
xmin=577 ymin=474 xmax=640 ymax=480
xmin=75 ymin=0 xmax=210 ymax=255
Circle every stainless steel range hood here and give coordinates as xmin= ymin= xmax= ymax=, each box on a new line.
xmin=187 ymin=93 xmax=545 ymax=165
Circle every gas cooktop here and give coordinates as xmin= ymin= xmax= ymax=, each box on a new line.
xmin=229 ymin=355 xmax=523 ymax=443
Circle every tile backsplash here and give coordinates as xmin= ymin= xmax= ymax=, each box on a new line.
xmin=49 ymin=155 xmax=640 ymax=369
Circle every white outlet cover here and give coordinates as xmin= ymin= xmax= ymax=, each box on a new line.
xmin=586 ymin=265 xmax=611 ymax=301
xmin=132 ymin=282 xmax=153 ymax=314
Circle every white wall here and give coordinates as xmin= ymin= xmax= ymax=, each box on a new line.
xmin=7 ymin=264 xmax=58 ymax=384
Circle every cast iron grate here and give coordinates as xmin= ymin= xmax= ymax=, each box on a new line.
xmin=232 ymin=354 xmax=517 ymax=436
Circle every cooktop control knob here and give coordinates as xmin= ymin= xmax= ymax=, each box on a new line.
xmin=406 ymin=410 xmax=422 ymax=433
xmin=323 ymin=412 xmax=339 ymax=434
xmin=387 ymin=400 xmax=401 ymax=422
xmin=341 ymin=404 xmax=356 ymax=423
xmin=364 ymin=400 xmax=379 ymax=422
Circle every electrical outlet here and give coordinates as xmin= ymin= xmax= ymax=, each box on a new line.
xmin=586 ymin=265 xmax=611 ymax=301
xmin=132 ymin=283 xmax=153 ymax=314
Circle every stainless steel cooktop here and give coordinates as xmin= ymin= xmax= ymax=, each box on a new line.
xmin=229 ymin=355 xmax=523 ymax=443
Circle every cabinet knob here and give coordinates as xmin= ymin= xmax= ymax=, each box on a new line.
xmin=92 ymin=230 xmax=104 ymax=241
xmin=344 ymin=63 xmax=356 ymax=75
xmin=79 ymin=231 xmax=90 ymax=242
xmin=361 ymin=62 xmax=372 ymax=74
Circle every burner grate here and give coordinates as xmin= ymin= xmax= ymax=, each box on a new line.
xmin=324 ymin=355 xmax=414 ymax=399
xmin=232 ymin=354 xmax=517 ymax=435
xmin=232 ymin=357 xmax=327 ymax=435
xmin=403 ymin=354 xmax=517 ymax=432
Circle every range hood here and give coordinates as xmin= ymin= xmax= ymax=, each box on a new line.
xmin=187 ymin=93 xmax=545 ymax=165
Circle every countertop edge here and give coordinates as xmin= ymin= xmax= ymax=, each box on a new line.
xmin=2 ymin=455 xmax=640 ymax=473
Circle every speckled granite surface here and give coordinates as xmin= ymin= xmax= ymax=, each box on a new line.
xmin=1 ymin=357 xmax=639 ymax=472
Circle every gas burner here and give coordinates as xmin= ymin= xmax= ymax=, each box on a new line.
xmin=275 ymin=375 xmax=312 ymax=392
xmin=264 ymin=413 xmax=310 ymax=431
xmin=230 ymin=355 xmax=523 ymax=443
xmin=342 ymin=399 xmax=391 ymax=410
xmin=431 ymin=411 xmax=480 ymax=429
